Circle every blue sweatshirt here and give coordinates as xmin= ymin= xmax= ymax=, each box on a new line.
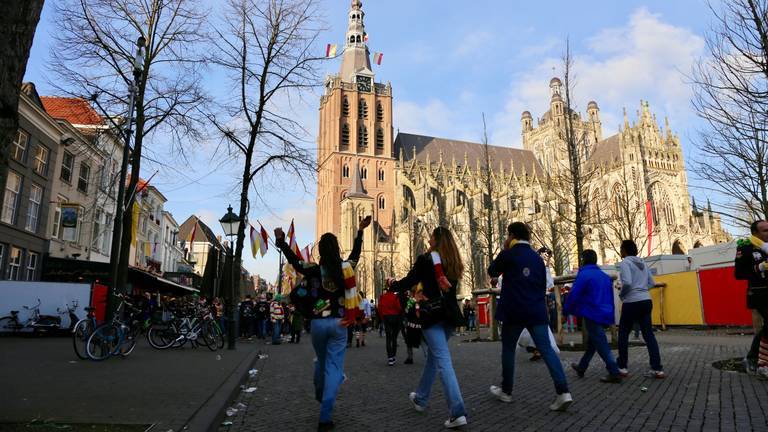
xmin=563 ymin=264 xmax=615 ymax=325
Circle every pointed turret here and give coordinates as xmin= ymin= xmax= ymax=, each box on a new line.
xmin=339 ymin=0 xmax=373 ymax=83
xmin=348 ymin=159 xmax=369 ymax=198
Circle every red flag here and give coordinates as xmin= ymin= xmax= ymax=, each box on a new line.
xmin=302 ymin=245 xmax=312 ymax=262
xmin=259 ymin=224 xmax=269 ymax=256
xmin=645 ymin=201 xmax=653 ymax=256
xmin=189 ymin=221 xmax=198 ymax=244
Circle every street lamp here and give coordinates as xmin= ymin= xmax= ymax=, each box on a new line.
xmin=219 ymin=205 xmax=242 ymax=350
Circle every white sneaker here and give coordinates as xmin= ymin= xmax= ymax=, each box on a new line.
xmin=489 ymin=385 xmax=513 ymax=403
xmin=409 ymin=392 xmax=425 ymax=412
xmin=757 ymin=366 xmax=768 ymax=380
xmin=643 ymin=370 xmax=666 ymax=379
xmin=549 ymin=393 xmax=573 ymax=411
xmin=618 ymin=368 xmax=629 ymax=377
xmin=444 ymin=416 xmax=467 ymax=429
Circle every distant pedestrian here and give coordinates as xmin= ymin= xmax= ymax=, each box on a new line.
xmin=378 ymin=286 xmax=403 ymax=366
xmin=290 ymin=304 xmax=304 ymax=344
xmin=616 ymin=240 xmax=665 ymax=379
xmin=255 ymin=294 xmax=270 ymax=339
xmin=734 ymin=220 xmax=768 ymax=379
xmin=564 ymin=249 xmax=621 ymax=383
xmin=462 ymin=299 xmax=475 ymax=332
xmin=487 ymin=222 xmax=572 ymax=411
xmin=387 ymin=226 xmax=468 ymax=429
xmin=402 ymin=290 xmax=422 ymax=365
xmin=274 ymin=215 xmax=371 ymax=431
xmin=239 ymin=295 xmax=255 ymax=339
xmin=270 ymin=295 xmax=285 ymax=345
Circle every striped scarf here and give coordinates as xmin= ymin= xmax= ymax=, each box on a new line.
xmin=430 ymin=251 xmax=452 ymax=292
xmin=341 ymin=261 xmax=362 ymax=327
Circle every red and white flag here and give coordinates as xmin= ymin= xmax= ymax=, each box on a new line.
xmin=301 ymin=245 xmax=313 ymax=262
xmin=645 ymin=200 xmax=654 ymax=256
xmin=372 ymin=52 xmax=383 ymax=65
xmin=259 ymin=223 xmax=269 ymax=257
xmin=287 ymin=219 xmax=301 ymax=257
xmin=325 ymin=44 xmax=337 ymax=58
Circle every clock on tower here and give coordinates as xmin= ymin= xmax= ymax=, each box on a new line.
xmin=356 ymin=75 xmax=372 ymax=92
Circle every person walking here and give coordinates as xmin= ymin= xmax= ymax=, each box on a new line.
xmin=270 ymin=295 xmax=285 ymax=345
xmin=274 ymin=215 xmax=371 ymax=431
xmin=734 ymin=220 xmax=768 ymax=378
xmin=487 ymin=222 xmax=573 ymax=411
xmin=290 ymin=303 xmax=304 ymax=344
xmin=616 ymin=239 xmax=665 ymax=379
xmin=387 ymin=226 xmax=468 ymax=429
xmin=564 ymin=249 xmax=621 ymax=383
xmin=255 ymin=294 xmax=270 ymax=339
xmin=378 ymin=286 xmax=403 ymax=366
xmin=239 ymin=295 xmax=255 ymax=339
xmin=402 ymin=289 xmax=421 ymax=365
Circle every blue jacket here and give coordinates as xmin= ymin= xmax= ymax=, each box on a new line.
xmin=488 ymin=242 xmax=548 ymax=325
xmin=562 ymin=264 xmax=615 ymax=325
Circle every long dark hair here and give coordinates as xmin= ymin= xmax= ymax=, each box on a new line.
xmin=318 ymin=232 xmax=344 ymax=288
xmin=431 ymin=226 xmax=463 ymax=280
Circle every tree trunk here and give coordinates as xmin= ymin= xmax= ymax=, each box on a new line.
xmin=0 ymin=0 xmax=45 ymax=199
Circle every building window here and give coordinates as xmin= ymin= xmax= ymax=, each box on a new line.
xmin=8 ymin=247 xmax=22 ymax=280
xmin=341 ymin=123 xmax=350 ymax=147
xmin=102 ymin=213 xmax=112 ymax=252
xmin=358 ymin=100 xmax=368 ymax=119
xmin=61 ymin=151 xmax=74 ymax=183
xmin=33 ymin=145 xmax=49 ymax=176
xmin=2 ymin=171 xmax=22 ymax=224
xmin=25 ymin=184 xmax=42 ymax=233
xmin=25 ymin=252 xmax=38 ymax=281
xmin=358 ymin=124 xmax=368 ymax=148
xmin=342 ymin=97 xmax=350 ymax=117
xmin=378 ymin=169 xmax=384 ymax=182
xmin=378 ymin=196 xmax=385 ymax=209
xmin=376 ymin=128 xmax=384 ymax=149
xmin=342 ymin=164 xmax=350 ymax=178
xmin=78 ymin=162 xmax=90 ymax=193
xmin=376 ymin=103 xmax=384 ymax=122
xmin=11 ymin=130 xmax=28 ymax=162
xmin=361 ymin=167 xmax=368 ymax=180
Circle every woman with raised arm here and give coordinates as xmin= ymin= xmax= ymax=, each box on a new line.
xmin=274 ymin=215 xmax=371 ymax=432
xmin=386 ymin=226 xmax=468 ymax=429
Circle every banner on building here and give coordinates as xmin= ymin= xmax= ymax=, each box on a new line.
xmin=60 ymin=204 xmax=79 ymax=228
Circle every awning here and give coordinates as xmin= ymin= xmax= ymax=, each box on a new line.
xmin=128 ymin=267 xmax=200 ymax=295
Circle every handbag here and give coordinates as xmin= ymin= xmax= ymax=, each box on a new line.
xmin=417 ymin=288 xmax=465 ymax=328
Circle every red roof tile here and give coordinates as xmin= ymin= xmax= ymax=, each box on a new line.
xmin=40 ymin=96 xmax=103 ymax=126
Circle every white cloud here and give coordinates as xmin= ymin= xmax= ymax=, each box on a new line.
xmin=394 ymin=98 xmax=480 ymax=142
xmin=491 ymin=8 xmax=705 ymax=147
xmin=454 ymin=31 xmax=492 ymax=57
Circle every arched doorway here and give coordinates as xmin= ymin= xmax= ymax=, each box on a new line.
xmin=693 ymin=240 xmax=704 ymax=249
xmin=672 ymin=240 xmax=686 ymax=255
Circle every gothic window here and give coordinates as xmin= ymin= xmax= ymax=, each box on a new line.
xmin=361 ymin=167 xmax=368 ymax=179
xmin=377 ymin=168 xmax=384 ymax=182
xmin=376 ymin=128 xmax=384 ymax=149
xmin=376 ymin=103 xmax=384 ymax=121
xmin=342 ymin=97 xmax=350 ymax=117
xmin=358 ymin=124 xmax=368 ymax=148
xmin=342 ymin=164 xmax=350 ymax=178
xmin=358 ymin=100 xmax=368 ymax=119
xmin=378 ymin=196 xmax=385 ymax=209
xmin=356 ymin=35 xmax=361 ymax=43
xmin=349 ymin=36 xmax=355 ymax=44
xmin=507 ymin=196 xmax=518 ymax=212
xmin=611 ymin=183 xmax=624 ymax=219
xmin=341 ymin=123 xmax=350 ymax=147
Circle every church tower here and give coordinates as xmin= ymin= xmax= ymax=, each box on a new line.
xmin=316 ymin=0 xmax=394 ymax=245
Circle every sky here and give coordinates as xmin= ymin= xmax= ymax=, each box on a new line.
xmin=24 ymin=0 xmax=722 ymax=282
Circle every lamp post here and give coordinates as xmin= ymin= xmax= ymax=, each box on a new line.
xmin=219 ymin=205 xmax=242 ymax=350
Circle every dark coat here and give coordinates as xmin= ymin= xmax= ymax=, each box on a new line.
xmin=488 ymin=242 xmax=548 ymax=325
xmin=390 ymin=253 xmax=462 ymax=328
xmin=734 ymin=240 xmax=768 ymax=309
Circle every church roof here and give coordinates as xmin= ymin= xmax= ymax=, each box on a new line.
xmin=394 ymin=132 xmax=543 ymax=176
xmin=178 ymin=215 xmax=223 ymax=249
xmin=588 ymin=133 xmax=622 ymax=165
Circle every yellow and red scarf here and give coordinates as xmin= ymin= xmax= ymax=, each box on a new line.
xmin=341 ymin=261 xmax=362 ymax=327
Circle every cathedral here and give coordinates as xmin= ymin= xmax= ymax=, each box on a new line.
xmin=315 ymin=1 xmax=730 ymax=300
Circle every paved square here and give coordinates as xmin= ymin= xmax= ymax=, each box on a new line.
xmin=221 ymin=330 xmax=768 ymax=431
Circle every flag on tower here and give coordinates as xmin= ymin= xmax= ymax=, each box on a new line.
xmin=364 ymin=33 xmax=369 ymax=42
xmin=326 ymin=44 xmax=337 ymax=58
xmin=372 ymin=52 xmax=383 ymax=65
xmin=259 ymin=224 xmax=269 ymax=256
xmin=250 ymin=225 xmax=260 ymax=258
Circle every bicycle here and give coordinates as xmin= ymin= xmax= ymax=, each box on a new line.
xmin=85 ymin=294 xmax=141 ymax=361
xmin=0 ymin=299 xmax=75 ymax=334
xmin=147 ymin=302 xmax=222 ymax=351
xmin=72 ymin=306 xmax=98 ymax=360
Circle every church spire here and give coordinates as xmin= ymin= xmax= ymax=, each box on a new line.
xmin=347 ymin=159 xmax=369 ymax=198
xmin=339 ymin=0 xmax=373 ymax=83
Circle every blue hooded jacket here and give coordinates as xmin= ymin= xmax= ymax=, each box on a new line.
xmin=562 ymin=264 xmax=615 ymax=325
xmin=488 ymin=242 xmax=548 ymax=325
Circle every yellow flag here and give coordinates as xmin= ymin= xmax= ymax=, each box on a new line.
xmin=131 ymin=202 xmax=140 ymax=246
xmin=144 ymin=241 xmax=152 ymax=257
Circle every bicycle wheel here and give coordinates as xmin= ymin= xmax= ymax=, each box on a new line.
xmin=147 ymin=323 xmax=178 ymax=349
xmin=86 ymin=324 xmax=119 ymax=361
xmin=0 ymin=317 xmax=20 ymax=332
xmin=201 ymin=321 xmax=219 ymax=351
xmin=214 ymin=322 xmax=225 ymax=350
xmin=72 ymin=319 xmax=93 ymax=360
xmin=119 ymin=324 xmax=138 ymax=357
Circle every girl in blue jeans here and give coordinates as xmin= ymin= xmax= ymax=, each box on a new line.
xmin=388 ymin=227 xmax=468 ymax=429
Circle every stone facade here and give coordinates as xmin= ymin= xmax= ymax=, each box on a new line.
xmin=315 ymin=1 xmax=730 ymax=300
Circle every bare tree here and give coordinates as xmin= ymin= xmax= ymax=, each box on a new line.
xmin=51 ymin=0 xmax=208 ymax=301
xmin=0 ymin=0 xmax=45 ymax=203
xmin=207 ymin=0 xmax=323 ymax=339
xmin=692 ymin=0 xmax=768 ymax=226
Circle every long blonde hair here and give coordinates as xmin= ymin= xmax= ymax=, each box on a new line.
xmin=431 ymin=226 xmax=464 ymax=280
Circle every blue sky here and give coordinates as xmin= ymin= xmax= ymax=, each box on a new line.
xmin=24 ymin=0 xmax=719 ymax=282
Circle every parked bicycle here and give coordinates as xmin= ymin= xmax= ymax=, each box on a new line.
xmin=147 ymin=301 xmax=223 ymax=351
xmin=72 ymin=305 xmax=98 ymax=360
xmin=0 ymin=299 xmax=78 ymax=334
xmin=85 ymin=294 xmax=141 ymax=361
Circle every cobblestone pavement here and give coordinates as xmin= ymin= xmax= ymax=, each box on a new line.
xmin=220 ymin=329 xmax=768 ymax=432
